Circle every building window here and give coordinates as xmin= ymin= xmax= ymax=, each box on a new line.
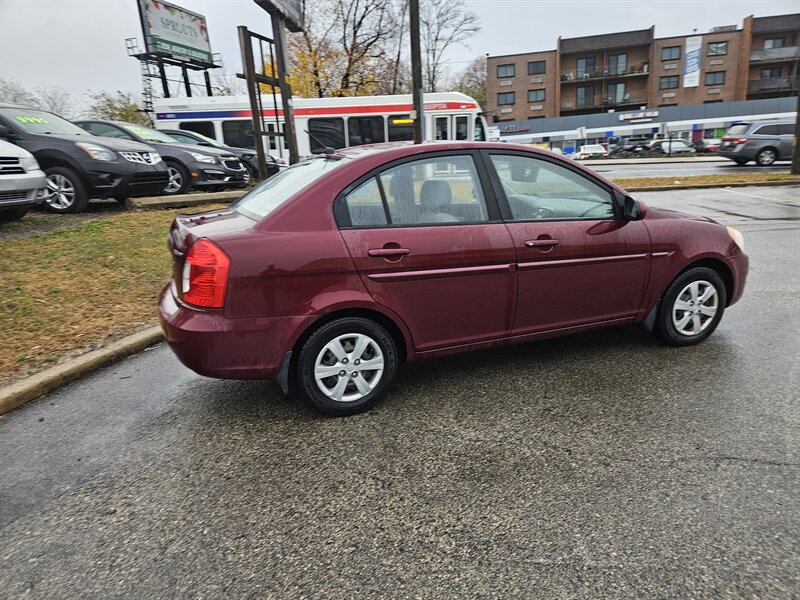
xmin=527 ymin=89 xmax=545 ymax=102
xmin=527 ymin=60 xmax=546 ymax=75
xmin=659 ymin=75 xmax=680 ymax=89
xmin=497 ymin=92 xmax=516 ymax=105
xmin=576 ymin=57 xmax=596 ymax=78
xmin=576 ymin=86 xmax=594 ymax=108
xmin=761 ymin=67 xmax=782 ymax=79
xmin=661 ymin=46 xmax=681 ymax=60
xmin=705 ymin=71 xmax=725 ymax=85
xmin=497 ymin=64 xmax=515 ymax=78
xmin=764 ymin=38 xmax=784 ymax=49
xmin=707 ymin=41 xmax=728 ymax=56
xmin=607 ymin=83 xmax=626 ymax=104
xmin=608 ymin=53 xmax=627 ymax=74
xmin=658 ymin=103 xmax=677 ymax=107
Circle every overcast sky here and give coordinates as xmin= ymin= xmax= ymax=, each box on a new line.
xmin=1 ymin=0 xmax=797 ymax=108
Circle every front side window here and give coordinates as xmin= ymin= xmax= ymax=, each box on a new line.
xmin=309 ymin=117 xmax=346 ymax=152
xmin=497 ymin=64 xmax=515 ymax=78
xmin=661 ymin=46 xmax=681 ymax=60
xmin=474 ymin=117 xmax=486 ymax=141
xmin=705 ymin=71 xmax=725 ymax=85
xmin=765 ymin=38 xmax=784 ymax=49
xmin=490 ymin=154 xmax=615 ymax=221
xmin=347 ymin=116 xmax=385 ymax=147
xmin=707 ymin=41 xmax=728 ymax=55
xmin=528 ymin=60 xmax=546 ymax=75
xmin=497 ymin=92 xmax=515 ymax=105
xmin=342 ymin=155 xmax=490 ymax=228
xmin=528 ymin=89 xmax=545 ymax=102
xmin=660 ymin=75 xmax=680 ymax=89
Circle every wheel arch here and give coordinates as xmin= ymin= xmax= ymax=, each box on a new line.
xmin=677 ymin=257 xmax=734 ymax=306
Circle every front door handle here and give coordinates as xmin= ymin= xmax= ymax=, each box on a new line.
xmin=525 ymin=239 xmax=560 ymax=248
xmin=368 ymin=248 xmax=411 ymax=257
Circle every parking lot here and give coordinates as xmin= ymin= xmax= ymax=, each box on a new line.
xmin=0 ymin=186 xmax=798 ymax=598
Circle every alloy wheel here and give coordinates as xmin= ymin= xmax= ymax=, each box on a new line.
xmin=313 ymin=333 xmax=385 ymax=403
xmin=757 ymin=149 xmax=776 ymax=166
xmin=671 ymin=280 xmax=719 ymax=336
xmin=166 ymin=166 xmax=183 ymax=193
xmin=45 ymin=174 xmax=76 ymax=210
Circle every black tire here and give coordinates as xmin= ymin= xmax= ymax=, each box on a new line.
xmin=734 ymin=159 xmax=749 ymax=166
xmin=163 ymin=161 xmax=190 ymax=195
xmin=243 ymin=162 xmax=258 ymax=184
xmin=0 ymin=206 xmax=29 ymax=223
xmin=42 ymin=167 xmax=89 ymax=214
xmin=654 ymin=267 xmax=727 ymax=346
xmin=296 ymin=317 xmax=399 ymax=416
xmin=755 ymin=147 xmax=777 ymax=167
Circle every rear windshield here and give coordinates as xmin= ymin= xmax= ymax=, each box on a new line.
xmin=0 ymin=107 xmax=88 ymax=136
xmin=725 ymin=124 xmax=750 ymax=137
xmin=234 ymin=156 xmax=346 ymax=220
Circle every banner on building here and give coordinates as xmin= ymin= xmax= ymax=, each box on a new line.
xmin=683 ymin=36 xmax=702 ymax=87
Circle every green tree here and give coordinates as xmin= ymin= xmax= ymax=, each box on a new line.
xmin=87 ymin=91 xmax=152 ymax=126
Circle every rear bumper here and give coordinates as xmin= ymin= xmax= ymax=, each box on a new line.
xmin=158 ymin=284 xmax=313 ymax=380
xmin=717 ymin=145 xmax=753 ymax=161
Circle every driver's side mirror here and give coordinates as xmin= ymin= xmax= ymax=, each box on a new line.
xmin=623 ymin=195 xmax=644 ymax=220
xmin=0 ymin=124 xmax=18 ymax=140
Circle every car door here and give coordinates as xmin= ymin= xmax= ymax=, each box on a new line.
xmin=336 ymin=151 xmax=517 ymax=352
xmin=778 ymin=124 xmax=794 ymax=159
xmin=482 ymin=150 xmax=651 ymax=335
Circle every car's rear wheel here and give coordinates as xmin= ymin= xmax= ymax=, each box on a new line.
xmin=654 ymin=267 xmax=726 ymax=346
xmin=296 ymin=317 xmax=399 ymax=416
xmin=164 ymin=161 xmax=190 ymax=195
xmin=756 ymin=147 xmax=777 ymax=166
xmin=0 ymin=207 xmax=29 ymax=223
xmin=43 ymin=167 xmax=89 ymax=214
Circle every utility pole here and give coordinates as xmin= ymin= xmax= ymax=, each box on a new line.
xmin=409 ymin=0 xmax=424 ymax=143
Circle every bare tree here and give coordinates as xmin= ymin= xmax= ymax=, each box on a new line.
xmin=0 ymin=78 xmax=38 ymax=105
xmin=452 ymin=55 xmax=487 ymax=108
xmin=420 ymin=0 xmax=481 ymax=92
xmin=33 ymin=85 xmax=77 ymax=119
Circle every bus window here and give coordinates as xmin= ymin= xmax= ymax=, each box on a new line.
xmin=388 ymin=115 xmax=414 ymax=142
xmin=180 ymin=121 xmax=216 ymax=139
xmin=222 ymin=120 xmax=255 ymax=149
xmin=474 ymin=117 xmax=486 ymax=141
xmin=435 ymin=116 xmax=450 ymax=140
xmin=455 ymin=115 xmax=469 ymax=140
xmin=309 ymin=117 xmax=346 ymax=152
xmin=266 ymin=123 xmax=277 ymax=150
xmin=348 ymin=116 xmax=385 ymax=146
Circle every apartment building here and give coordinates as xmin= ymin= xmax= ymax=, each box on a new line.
xmin=486 ymin=13 xmax=800 ymax=122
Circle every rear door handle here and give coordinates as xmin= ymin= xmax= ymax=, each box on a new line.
xmin=525 ymin=239 xmax=560 ymax=248
xmin=368 ymin=248 xmax=411 ymax=257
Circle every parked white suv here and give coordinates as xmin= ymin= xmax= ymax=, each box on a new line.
xmin=0 ymin=139 xmax=46 ymax=223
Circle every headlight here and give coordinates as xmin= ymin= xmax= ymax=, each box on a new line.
xmin=76 ymin=142 xmax=115 ymax=161
xmin=726 ymin=227 xmax=745 ymax=252
xmin=149 ymin=152 xmax=163 ymax=165
xmin=19 ymin=149 xmax=39 ymax=171
xmin=188 ymin=151 xmax=217 ymax=164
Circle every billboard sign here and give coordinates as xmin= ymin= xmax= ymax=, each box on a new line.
xmin=683 ymin=36 xmax=702 ymax=87
xmin=254 ymin=0 xmax=304 ymax=32
xmin=138 ymin=0 xmax=213 ymax=64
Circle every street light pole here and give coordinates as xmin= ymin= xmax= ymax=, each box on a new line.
xmin=409 ymin=0 xmax=424 ymax=143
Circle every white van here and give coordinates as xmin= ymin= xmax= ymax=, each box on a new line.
xmin=0 ymin=139 xmax=46 ymax=222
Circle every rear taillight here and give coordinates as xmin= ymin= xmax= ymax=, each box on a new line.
xmin=722 ymin=137 xmax=748 ymax=144
xmin=181 ymin=239 xmax=230 ymax=308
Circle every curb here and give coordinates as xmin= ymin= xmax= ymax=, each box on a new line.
xmin=584 ymin=157 xmax=728 ymax=165
xmin=126 ymin=190 xmax=245 ymax=210
xmin=623 ymin=180 xmax=800 ymax=192
xmin=0 ymin=327 xmax=165 ymax=416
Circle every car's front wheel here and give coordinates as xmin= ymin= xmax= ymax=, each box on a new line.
xmin=296 ymin=317 xmax=399 ymax=416
xmin=164 ymin=161 xmax=190 ymax=195
xmin=43 ymin=167 xmax=90 ymax=214
xmin=655 ymin=267 xmax=726 ymax=346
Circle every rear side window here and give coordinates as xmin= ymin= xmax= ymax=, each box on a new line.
xmin=309 ymin=118 xmax=346 ymax=152
xmin=778 ymin=124 xmax=794 ymax=135
xmin=340 ymin=154 xmax=490 ymax=228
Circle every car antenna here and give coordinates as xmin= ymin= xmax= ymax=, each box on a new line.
xmin=305 ymin=130 xmax=335 ymax=155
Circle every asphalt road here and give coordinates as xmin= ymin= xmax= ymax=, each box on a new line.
xmin=583 ymin=159 xmax=791 ymax=179
xmin=1 ymin=186 xmax=798 ymax=598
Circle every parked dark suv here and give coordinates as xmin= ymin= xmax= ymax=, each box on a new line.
xmin=0 ymin=104 xmax=168 ymax=213
xmin=76 ymin=120 xmax=247 ymax=195
xmin=718 ymin=120 xmax=795 ymax=166
xmin=159 ymin=129 xmax=281 ymax=182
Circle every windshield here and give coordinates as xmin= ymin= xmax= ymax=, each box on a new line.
xmin=234 ymin=157 xmax=346 ymax=220
xmin=0 ymin=107 xmax=88 ymax=136
xmin=122 ymin=123 xmax=178 ymax=143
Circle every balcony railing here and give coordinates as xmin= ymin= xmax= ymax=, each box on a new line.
xmin=561 ymin=63 xmax=649 ymax=82
xmin=749 ymin=46 xmax=800 ymax=63
xmin=747 ymin=76 xmax=800 ymax=93
xmin=561 ymin=95 xmax=646 ymax=110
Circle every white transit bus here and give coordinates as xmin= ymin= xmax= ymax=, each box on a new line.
xmin=153 ymin=92 xmax=489 ymax=160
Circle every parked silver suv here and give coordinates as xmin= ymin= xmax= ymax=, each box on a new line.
xmin=0 ymin=139 xmax=46 ymax=223
xmin=718 ymin=119 xmax=795 ymax=166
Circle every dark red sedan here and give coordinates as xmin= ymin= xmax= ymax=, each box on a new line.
xmin=159 ymin=142 xmax=748 ymax=415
